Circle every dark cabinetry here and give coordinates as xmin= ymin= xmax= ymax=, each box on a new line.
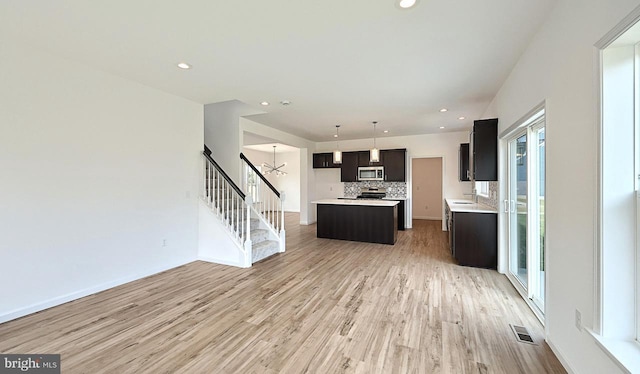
xmin=313 ymin=153 xmax=339 ymax=169
xmin=317 ymin=204 xmax=397 ymax=245
xmin=339 ymin=149 xmax=407 ymax=182
xmin=459 ymin=143 xmax=470 ymax=181
xmin=472 ymin=118 xmax=498 ymax=181
xmin=382 ymin=149 xmax=406 ymax=182
xmin=386 ymin=199 xmax=405 ymax=230
xmin=451 ymin=211 xmax=497 ymax=269
xmin=357 ymin=151 xmax=382 ymax=166
xmin=340 ymin=152 xmax=359 ymax=182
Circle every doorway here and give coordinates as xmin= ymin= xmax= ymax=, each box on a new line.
xmin=504 ymin=109 xmax=546 ymax=318
xmin=412 ymin=157 xmax=443 ymax=221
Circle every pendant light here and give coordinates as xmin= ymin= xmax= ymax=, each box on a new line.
xmin=333 ymin=125 xmax=342 ymax=164
xmin=370 ymin=121 xmax=380 ymax=163
xmin=262 ymin=145 xmax=287 ymax=176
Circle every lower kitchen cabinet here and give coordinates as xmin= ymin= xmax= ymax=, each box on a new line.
xmin=451 ymin=212 xmax=497 ymax=268
xmin=393 ymin=199 xmax=405 ymax=230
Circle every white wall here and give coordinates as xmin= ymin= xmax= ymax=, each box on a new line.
xmin=313 ymin=169 xmax=344 ymax=200
xmin=0 ymin=41 xmax=203 ymax=322
xmin=483 ymin=0 xmax=640 ymax=372
xmin=316 ymin=131 xmax=473 ymax=227
xmin=198 ymin=201 xmax=246 ymax=267
xmin=204 ymin=101 xmax=242 ymax=184
xmin=242 ymin=148 xmax=301 ymax=212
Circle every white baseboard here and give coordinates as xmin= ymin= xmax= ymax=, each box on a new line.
xmin=546 ymin=335 xmax=576 ymax=374
xmin=412 ymin=216 xmax=442 ymax=220
xmin=198 ymin=255 xmax=249 ymax=268
xmin=0 ymin=259 xmax=193 ymax=324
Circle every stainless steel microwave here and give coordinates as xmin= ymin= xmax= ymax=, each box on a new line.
xmin=358 ymin=166 xmax=384 ymax=181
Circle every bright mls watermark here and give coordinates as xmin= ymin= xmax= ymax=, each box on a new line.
xmin=0 ymin=355 xmax=60 ymax=373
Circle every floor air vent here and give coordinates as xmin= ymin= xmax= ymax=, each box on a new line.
xmin=509 ymin=324 xmax=537 ymax=345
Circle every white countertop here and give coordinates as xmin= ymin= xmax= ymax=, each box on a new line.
xmin=312 ymin=199 xmax=399 ymax=207
xmin=445 ymin=198 xmax=498 ymax=214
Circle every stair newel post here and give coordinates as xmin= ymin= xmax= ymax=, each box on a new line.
xmin=244 ymin=195 xmax=253 ymax=267
xmin=279 ymin=191 xmax=286 ymax=253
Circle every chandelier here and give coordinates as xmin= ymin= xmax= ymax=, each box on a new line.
xmin=262 ymin=145 xmax=287 ymax=176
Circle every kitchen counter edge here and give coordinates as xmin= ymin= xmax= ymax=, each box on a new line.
xmin=312 ymin=199 xmax=400 ymax=207
xmin=445 ymin=198 xmax=498 ymax=214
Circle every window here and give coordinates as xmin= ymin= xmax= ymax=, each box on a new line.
xmin=592 ymin=11 xmax=640 ymax=372
xmin=475 ymin=181 xmax=489 ymax=197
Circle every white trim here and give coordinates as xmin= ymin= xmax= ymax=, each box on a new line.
xmin=587 ymin=329 xmax=640 ymax=373
xmin=594 ymin=40 xmax=605 ymax=335
xmin=412 ymin=215 xmax=442 ymax=220
xmin=500 ymin=107 xmax=547 ymax=324
xmin=408 ymin=154 xmax=446 ymax=231
xmin=0 ymin=259 xmax=193 ymax=324
xmin=499 ymin=102 xmax=545 ymax=139
xmin=198 ymin=255 xmax=249 ymax=268
xmin=595 ymin=6 xmax=640 ymax=365
xmin=595 ymin=3 xmax=640 ymax=50
xmin=505 ymin=271 xmax=545 ymax=324
xmin=547 ymin=336 xmax=578 ymax=374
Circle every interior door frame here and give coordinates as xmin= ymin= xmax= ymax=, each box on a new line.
xmin=408 ymin=154 xmax=447 ymax=230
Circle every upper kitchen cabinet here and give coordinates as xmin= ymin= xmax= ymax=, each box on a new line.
xmin=340 ymin=151 xmax=359 ymax=182
xmin=459 ymin=143 xmax=470 ymax=181
xmin=381 ymin=149 xmax=406 ymax=182
xmin=472 ymin=118 xmax=498 ymax=181
xmin=313 ymin=153 xmax=339 ymax=169
xmin=357 ymin=151 xmax=383 ymax=167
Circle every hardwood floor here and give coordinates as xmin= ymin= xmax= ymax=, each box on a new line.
xmin=0 ymin=214 xmax=565 ymax=373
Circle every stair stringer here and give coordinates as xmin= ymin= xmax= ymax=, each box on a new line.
xmin=197 ymin=200 xmax=250 ymax=268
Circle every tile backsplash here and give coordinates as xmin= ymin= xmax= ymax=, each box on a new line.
xmin=477 ymin=181 xmax=499 ymax=209
xmin=344 ymin=182 xmax=407 ymax=199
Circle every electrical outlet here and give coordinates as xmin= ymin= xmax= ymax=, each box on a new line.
xmin=162 ymin=239 xmax=167 ymax=247
xmin=575 ymin=309 xmax=582 ymax=331
xmin=330 ymin=186 xmax=333 ymax=191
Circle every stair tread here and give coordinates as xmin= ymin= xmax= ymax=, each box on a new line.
xmin=252 ymin=240 xmax=278 ymax=249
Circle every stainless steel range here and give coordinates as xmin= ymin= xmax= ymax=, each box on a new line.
xmin=357 ymin=187 xmax=387 ymax=199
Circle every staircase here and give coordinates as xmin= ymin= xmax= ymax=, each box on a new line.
xmin=201 ymin=150 xmax=285 ymax=267
xmin=249 ymin=218 xmax=280 ymax=262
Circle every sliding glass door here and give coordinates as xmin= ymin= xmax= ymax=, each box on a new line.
xmin=508 ymin=132 xmax=529 ymax=287
xmin=506 ymin=111 xmax=546 ymax=316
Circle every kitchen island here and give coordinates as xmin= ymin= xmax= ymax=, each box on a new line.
xmin=311 ymin=199 xmax=399 ymax=245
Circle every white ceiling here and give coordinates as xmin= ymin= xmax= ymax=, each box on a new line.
xmin=0 ymin=0 xmax=557 ymax=142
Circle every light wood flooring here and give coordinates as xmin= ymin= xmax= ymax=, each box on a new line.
xmin=0 ymin=214 xmax=565 ymax=373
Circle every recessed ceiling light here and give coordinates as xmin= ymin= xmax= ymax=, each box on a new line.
xmin=260 ymin=101 xmax=270 ymax=106
xmin=177 ymin=62 xmax=191 ymax=69
xmin=383 ymin=130 xmax=389 ymax=133
xmin=458 ymin=116 xmax=466 ymax=120
xmin=280 ymin=100 xmax=291 ymax=106
xmin=440 ymin=126 xmax=445 ymax=129
xmin=334 ymin=134 xmax=338 ymax=138
xmin=439 ymin=108 xmax=448 ymax=112
xmin=398 ymin=0 xmax=417 ymax=9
